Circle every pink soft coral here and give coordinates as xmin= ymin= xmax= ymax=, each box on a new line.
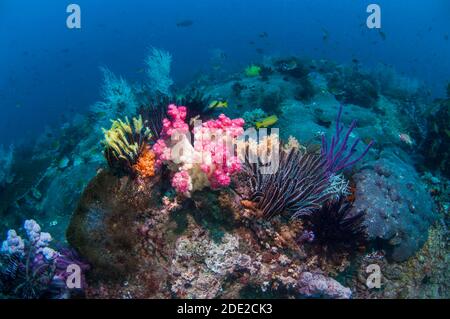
xmin=193 ymin=114 xmax=244 ymax=189
xmin=161 ymin=104 xmax=189 ymax=137
xmin=171 ymin=171 xmax=191 ymax=195
xmin=153 ymin=104 xmax=245 ymax=196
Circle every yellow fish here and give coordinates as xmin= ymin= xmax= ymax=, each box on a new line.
xmin=256 ymin=115 xmax=278 ymax=129
xmin=208 ymin=100 xmax=228 ymax=109
xmin=245 ymin=64 xmax=261 ymax=77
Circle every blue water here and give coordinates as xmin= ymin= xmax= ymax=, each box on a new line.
xmin=0 ymin=0 xmax=449 ymax=145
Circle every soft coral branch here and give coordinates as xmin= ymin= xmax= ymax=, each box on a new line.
xmin=321 ymin=105 xmax=373 ymax=174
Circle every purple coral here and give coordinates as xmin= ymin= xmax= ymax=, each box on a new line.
xmin=0 ymin=220 xmax=89 ymax=299
xmin=321 ymin=105 xmax=374 ymax=174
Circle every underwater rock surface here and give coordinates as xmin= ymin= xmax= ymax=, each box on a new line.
xmin=66 ymin=169 xmax=354 ymax=299
xmin=66 ymin=170 xmax=162 ymax=280
xmin=352 ymin=151 xmax=437 ymax=261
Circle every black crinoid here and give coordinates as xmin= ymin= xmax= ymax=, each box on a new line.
xmin=0 ymin=252 xmax=55 ymax=299
xmin=176 ymin=89 xmax=212 ymax=123
xmin=242 ymin=147 xmax=333 ymax=220
xmin=138 ymin=90 xmax=212 ymax=138
xmin=304 ymin=198 xmax=367 ymax=258
xmin=138 ymin=93 xmax=169 ymax=140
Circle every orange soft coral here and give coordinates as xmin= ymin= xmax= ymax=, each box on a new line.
xmin=133 ymin=147 xmax=156 ymax=178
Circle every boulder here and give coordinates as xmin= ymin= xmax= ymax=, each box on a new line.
xmin=352 ymin=151 xmax=436 ymax=261
xmin=66 ymin=170 xmax=161 ymax=280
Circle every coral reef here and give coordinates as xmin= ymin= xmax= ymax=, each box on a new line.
xmin=152 ymin=104 xmax=244 ymax=196
xmin=241 ymin=147 xmax=332 ymax=219
xmin=66 ymin=170 xmax=162 ymax=280
xmin=372 ymin=64 xmax=425 ymax=100
xmin=274 ymin=57 xmax=309 ymax=79
xmin=170 ymin=230 xmax=249 ymax=298
xmin=0 ymin=220 xmax=88 ymax=299
xmin=420 ymin=97 xmax=450 ymax=177
xmin=138 ymin=94 xmax=169 ymax=140
xmin=1 ymin=53 xmax=448 ymax=300
xmin=102 ymin=115 xmax=154 ymax=177
xmin=145 ymin=47 xmax=174 ymax=96
xmin=132 ymin=147 xmax=156 ymax=178
xmin=321 ymin=105 xmax=374 ymax=174
xmin=350 ymin=223 xmax=448 ymax=298
xmin=297 ymin=272 xmax=352 ymax=299
xmin=67 ymin=178 xmax=355 ymax=299
xmin=0 ymin=144 xmax=14 ymax=188
xmin=242 ymin=108 xmax=268 ymax=129
xmin=351 ymin=151 xmax=437 ymax=261
xmin=304 ymin=198 xmax=367 ymax=259
xmin=244 ymin=65 xmax=262 ymax=77
xmin=326 ymin=66 xmax=379 ymax=108
xmin=176 ymin=89 xmax=212 ymax=122
xmin=90 ymin=67 xmax=139 ymax=128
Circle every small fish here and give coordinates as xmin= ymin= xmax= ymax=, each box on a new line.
xmin=399 ymin=133 xmax=414 ymax=146
xmin=245 ymin=64 xmax=262 ymax=77
xmin=259 ymin=32 xmax=269 ymax=38
xmin=256 ymin=115 xmax=278 ymax=129
xmin=208 ymin=100 xmax=228 ymax=109
xmin=444 ymin=34 xmax=449 ymax=41
xmin=378 ymin=30 xmax=386 ymax=41
xmin=322 ymin=28 xmax=329 ymax=42
xmin=15 ymin=103 xmax=22 ymax=108
xmin=176 ymin=20 xmax=194 ymax=28
xmin=256 ymin=48 xmax=264 ymax=54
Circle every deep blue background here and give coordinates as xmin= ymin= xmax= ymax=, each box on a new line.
xmin=0 ymin=0 xmax=449 ymax=145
